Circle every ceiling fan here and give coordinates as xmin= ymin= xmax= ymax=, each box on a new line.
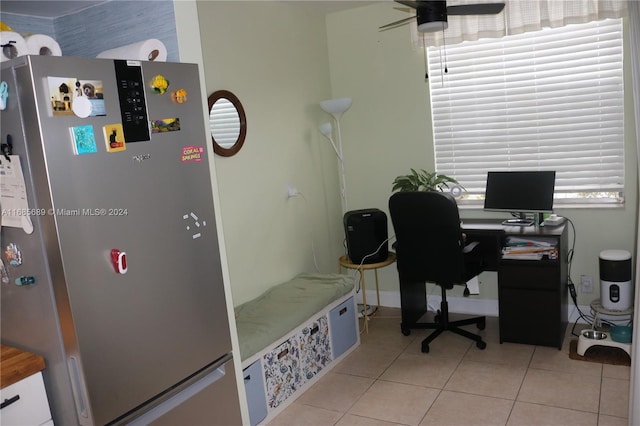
xmin=380 ymin=0 xmax=505 ymax=33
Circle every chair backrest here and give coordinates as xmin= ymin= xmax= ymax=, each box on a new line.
xmin=389 ymin=191 xmax=466 ymax=285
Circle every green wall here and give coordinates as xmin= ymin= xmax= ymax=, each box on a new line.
xmin=325 ymin=3 xmax=638 ymax=307
xmin=196 ymin=1 xmax=344 ymax=306
xmin=194 ymin=1 xmax=637 ymax=310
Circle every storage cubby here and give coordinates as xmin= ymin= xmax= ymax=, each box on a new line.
xmin=243 ymin=360 xmax=268 ymax=426
xmin=329 ymin=298 xmax=358 ymax=359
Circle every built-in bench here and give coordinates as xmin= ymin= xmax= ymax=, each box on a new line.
xmin=235 ymin=273 xmax=360 ymax=425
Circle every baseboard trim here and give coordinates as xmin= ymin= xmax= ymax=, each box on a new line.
xmin=356 ymin=289 xmax=632 ymax=326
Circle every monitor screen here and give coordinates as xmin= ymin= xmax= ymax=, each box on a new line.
xmin=484 ymin=171 xmax=556 ymax=213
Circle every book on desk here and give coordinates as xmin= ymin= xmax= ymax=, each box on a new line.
xmin=501 ymin=236 xmax=558 ymax=260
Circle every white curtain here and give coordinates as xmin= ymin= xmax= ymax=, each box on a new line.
xmin=627 ymin=0 xmax=640 ymax=422
xmin=412 ymin=0 xmax=628 ymax=48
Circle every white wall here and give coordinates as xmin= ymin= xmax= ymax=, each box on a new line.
xmin=196 ymin=1 xmax=343 ymax=306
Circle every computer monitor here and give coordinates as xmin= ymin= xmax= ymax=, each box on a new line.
xmin=484 ymin=171 xmax=556 ymax=226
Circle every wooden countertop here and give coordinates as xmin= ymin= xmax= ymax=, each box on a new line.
xmin=1 ymin=344 xmax=46 ymax=389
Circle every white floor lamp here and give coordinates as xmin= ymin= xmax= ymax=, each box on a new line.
xmin=319 ymin=97 xmax=352 ymax=214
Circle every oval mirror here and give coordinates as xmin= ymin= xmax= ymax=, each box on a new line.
xmin=208 ymin=90 xmax=247 ymax=157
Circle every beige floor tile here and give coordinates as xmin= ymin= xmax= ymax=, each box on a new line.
xmin=506 ymin=401 xmax=598 ymax=426
xmin=295 ymin=372 xmax=374 ymax=413
xmin=360 ymin=319 xmax=416 ymax=350
xmin=336 ymin=413 xmax=405 ymax=426
xmin=599 ymin=377 xmax=630 ymax=418
xmin=379 ymin=352 xmax=460 ymax=389
xmin=266 ymin=402 xmax=343 ymax=425
xmin=602 ymin=364 xmax=631 ymax=380
xmin=597 ymin=414 xmax=629 ymax=426
xmin=529 ymin=344 xmax=602 ymax=377
xmin=359 ymin=334 xmax=415 ymax=354
xmin=269 ymin=307 xmax=634 ymax=426
xmin=444 ymin=360 xmax=527 ymax=400
xmin=517 ymin=368 xmax=601 ymax=412
xmin=420 ymin=390 xmax=513 ymax=426
xmin=348 ymin=380 xmax=440 ymax=426
xmin=332 ymin=345 xmax=403 ymax=379
xmin=463 ymin=340 xmax=534 ymax=368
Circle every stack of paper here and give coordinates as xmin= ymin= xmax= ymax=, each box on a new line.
xmin=502 ymin=236 xmax=558 ymax=260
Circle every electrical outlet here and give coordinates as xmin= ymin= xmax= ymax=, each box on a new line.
xmin=286 ymin=185 xmax=299 ymax=199
xmin=580 ymin=275 xmax=593 ymax=293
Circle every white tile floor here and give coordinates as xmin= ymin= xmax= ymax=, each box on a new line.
xmin=267 ymin=308 xmax=630 ymax=426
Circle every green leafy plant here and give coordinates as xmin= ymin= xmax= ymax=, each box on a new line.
xmin=392 ymin=168 xmax=461 ymax=192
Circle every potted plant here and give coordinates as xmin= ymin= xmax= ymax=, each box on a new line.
xmin=392 ymin=168 xmax=461 ymax=192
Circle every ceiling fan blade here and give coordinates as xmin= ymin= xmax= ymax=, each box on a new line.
xmin=379 ymin=15 xmax=417 ymax=30
xmin=447 ymin=3 xmax=505 ymax=15
xmin=394 ymin=0 xmax=422 ymax=9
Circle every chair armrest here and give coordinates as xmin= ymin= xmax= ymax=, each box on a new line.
xmin=463 ymin=241 xmax=480 ymax=253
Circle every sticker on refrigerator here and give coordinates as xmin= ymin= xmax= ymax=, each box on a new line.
xmin=183 ymin=212 xmax=207 ymax=239
xmin=181 ymin=146 xmax=204 ymax=163
xmin=70 ymin=125 xmax=98 ymax=155
xmin=151 ymin=118 xmax=180 ymax=134
xmin=0 ymin=155 xmax=34 ymax=234
xmin=0 ymin=80 xmax=8 ymax=110
xmin=4 ymin=243 xmax=22 ymax=266
xmin=47 ymin=77 xmax=106 ymax=117
xmin=103 ymin=124 xmax=126 ymax=153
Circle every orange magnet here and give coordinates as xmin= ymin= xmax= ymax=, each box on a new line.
xmin=171 ymin=89 xmax=187 ymax=104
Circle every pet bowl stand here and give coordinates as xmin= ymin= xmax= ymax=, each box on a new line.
xmin=577 ymin=299 xmax=633 ymax=357
xmin=577 ymin=329 xmax=631 ymax=357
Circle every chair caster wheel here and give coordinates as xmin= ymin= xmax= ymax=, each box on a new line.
xmin=421 ymin=342 xmax=430 ymax=353
xmin=476 ymin=340 xmax=487 ymax=350
xmin=401 ymin=326 xmax=411 ymax=336
xmin=477 ymin=318 xmax=486 ymax=330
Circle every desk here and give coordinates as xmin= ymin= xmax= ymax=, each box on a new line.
xmin=462 ymin=219 xmax=569 ymax=349
xmin=397 ymin=219 xmax=568 ymax=348
xmin=339 ymin=252 xmax=396 ymax=334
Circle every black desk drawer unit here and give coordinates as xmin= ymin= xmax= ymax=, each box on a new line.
xmin=497 ymin=226 xmax=569 ymax=349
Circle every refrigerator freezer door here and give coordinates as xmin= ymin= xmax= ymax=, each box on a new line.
xmin=128 ymin=357 xmax=242 ymax=426
xmin=12 ymin=56 xmax=235 ymax=425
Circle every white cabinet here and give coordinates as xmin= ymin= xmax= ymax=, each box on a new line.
xmin=0 ymin=371 xmax=52 ymax=426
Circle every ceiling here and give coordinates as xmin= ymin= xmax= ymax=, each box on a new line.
xmin=0 ymin=0 xmax=379 ymax=19
xmin=0 ymin=1 xmax=106 ymax=18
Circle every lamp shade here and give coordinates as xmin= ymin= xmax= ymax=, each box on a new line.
xmin=319 ymin=122 xmax=333 ymax=139
xmin=320 ymin=98 xmax=352 ymax=120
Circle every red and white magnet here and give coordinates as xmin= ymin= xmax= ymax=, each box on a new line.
xmin=111 ymin=249 xmax=128 ymax=274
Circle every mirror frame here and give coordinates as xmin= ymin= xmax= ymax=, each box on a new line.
xmin=208 ymin=90 xmax=247 ymax=157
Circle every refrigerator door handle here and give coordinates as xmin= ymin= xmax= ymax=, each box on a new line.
xmin=68 ymin=356 xmax=90 ymax=421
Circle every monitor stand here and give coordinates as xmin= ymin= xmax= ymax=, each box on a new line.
xmin=502 ymin=213 xmax=535 ymax=227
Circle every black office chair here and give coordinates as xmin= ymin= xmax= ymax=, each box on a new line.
xmin=389 ymin=191 xmax=487 ymax=353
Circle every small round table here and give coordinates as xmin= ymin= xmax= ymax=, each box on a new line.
xmin=338 ymin=252 xmax=396 ymax=333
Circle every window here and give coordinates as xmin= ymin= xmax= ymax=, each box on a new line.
xmin=428 ymin=18 xmax=624 ymax=207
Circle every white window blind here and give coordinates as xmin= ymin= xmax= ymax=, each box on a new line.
xmin=428 ymin=18 xmax=624 ymax=206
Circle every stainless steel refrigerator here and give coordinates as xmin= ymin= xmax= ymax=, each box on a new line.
xmin=0 ymin=55 xmax=242 ymax=425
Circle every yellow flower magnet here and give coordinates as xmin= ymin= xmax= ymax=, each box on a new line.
xmin=150 ymin=74 xmax=169 ymax=94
